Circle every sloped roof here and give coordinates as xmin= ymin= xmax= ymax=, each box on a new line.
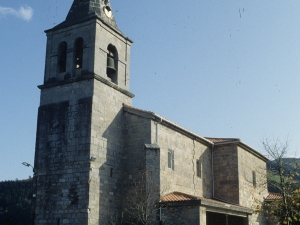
xmin=123 ymin=104 xmax=268 ymax=162
xmin=160 ymin=192 xmax=253 ymax=214
xmin=160 ymin=192 xmax=200 ymax=202
xmin=265 ymin=192 xmax=282 ymax=201
xmin=46 ymin=0 xmax=132 ymax=42
xmin=205 ymin=137 xmax=241 ymax=144
xmin=123 ymin=104 xmax=213 ymax=145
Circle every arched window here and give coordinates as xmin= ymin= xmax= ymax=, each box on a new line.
xmin=106 ymin=44 xmax=118 ymax=84
xmin=58 ymin=42 xmax=67 ymax=73
xmin=74 ymin=38 xmax=84 ymax=70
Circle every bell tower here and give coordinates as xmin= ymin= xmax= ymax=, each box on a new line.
xmin=34 ymin=0 xmax=133 ymax=224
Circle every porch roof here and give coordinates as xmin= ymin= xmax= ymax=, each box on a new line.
xmin=265 ymin=192 xmax=282 ymax=201
xmin=160 ymin=192 xmax=253 ymax=216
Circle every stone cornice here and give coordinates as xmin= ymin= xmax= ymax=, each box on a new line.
xmin=45 ymin=16 xmax=133 ymax=44
xmin=38 ymin=73 xmax=135 ymax=98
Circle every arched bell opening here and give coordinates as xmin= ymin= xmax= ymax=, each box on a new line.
xmin=106 ymin=44 xmax=118 ymax=84
xmin=57 ymin=42 xmax=67 ymax=74
xmin=74 ymin=37 xmax=84 ymax=76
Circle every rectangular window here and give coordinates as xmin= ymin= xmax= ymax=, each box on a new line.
xmin=168 ymin=150 xmax=174 ymax=170
xmin=252 ymin=171 xmax=256 ymax=187
xmin=196 ymin=160 xmax=201 ymax=178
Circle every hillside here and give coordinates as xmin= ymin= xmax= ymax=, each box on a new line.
xmin=267 ymin=158 xmax=300 ymax=193
xmin=0 ymin=179 xmax=32 ymax=225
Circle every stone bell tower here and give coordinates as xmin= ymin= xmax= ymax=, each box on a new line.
xmin=34 ymin=0 xmax=133 ymax=224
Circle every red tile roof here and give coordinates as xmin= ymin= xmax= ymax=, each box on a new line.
xmin=160 ymin=192 xmax=199 ymax=202
xmin=265 ymin=192 xmax=282 ymax=201
xmin=160 ymin=192 xmax=252 ymax=212
xmin=205 ymin=137 xmax=240 ymax=144
xmin=161 ymin=192 xmax=237 ymax=205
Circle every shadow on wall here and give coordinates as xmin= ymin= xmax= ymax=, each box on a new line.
xmin=98 ymin=109 xmax=153 ymax=224
xmin=199 ymin=147 xmax=213 ymax=199
xmin=97 ymin=109 xmax=124 ymax=224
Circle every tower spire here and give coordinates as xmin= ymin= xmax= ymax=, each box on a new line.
xmin=52 ymin=0 xmax=118 ymax=30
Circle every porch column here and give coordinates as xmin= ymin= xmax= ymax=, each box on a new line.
xmin=243 ymin=215 xmax=250 ymax=225
xmin=199 ymin=206 xmax=206 ymax=225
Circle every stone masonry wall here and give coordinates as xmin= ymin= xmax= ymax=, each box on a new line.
xmin=153 ymin=121 xmax=212 ymax=198
xmin=95 ymin=21 xmax=131 ymax=90
xmin=44 ymin=18 xmax=131 ymax=91
xmin=34 ymin=80 xmax=94 ymax=225
xmin=88 ymin=79 xmax=132 ymax=225
xmin=213 ymin=145 xmax=239 ymax=204
xmin=45 ymin=20 xmax=96 ymax=84
xmin=237 ymin=147 xmax=268 ymax=225
xmin=163 ymin=205 xmax=200 ymax=225
xmin=122 ymin=112 xmax=152 ymax=218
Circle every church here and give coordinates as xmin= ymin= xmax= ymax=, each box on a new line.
xmin=33 ymin=0 xmax=272 ymax=224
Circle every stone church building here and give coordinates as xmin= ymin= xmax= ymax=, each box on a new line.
xmin=33 ymin=0 xmax=272 ymax=224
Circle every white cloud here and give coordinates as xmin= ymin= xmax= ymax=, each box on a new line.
xmin=0 ymin=6 xmax=33 ymax=21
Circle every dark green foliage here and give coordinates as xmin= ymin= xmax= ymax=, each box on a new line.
xmin=0 ymin=179 xmax=33 ymax=225
xmin=267 ymin=158 xmax=300 ymax=193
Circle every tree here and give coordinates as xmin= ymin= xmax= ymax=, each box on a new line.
xmin=108 ymin=170 xmax=191 ymax=225
xmin=262 ymin=139 xmax=300 ymax=225
xmin=123 ymin=170 xmax=162 ymax=225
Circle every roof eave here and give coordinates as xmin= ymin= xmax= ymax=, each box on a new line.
xmin=214 ymin=141 xmax=269 ymax=162
xmin=44 ymin=16 xmax=133 ymax=43
xmin=123 ymin=105 xmax=213 ymax=146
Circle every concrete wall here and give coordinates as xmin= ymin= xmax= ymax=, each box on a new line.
xmin=153 ymin=121 xmax=212 ymax=198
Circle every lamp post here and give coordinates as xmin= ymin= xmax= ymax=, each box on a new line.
xmin=22 ymin=162 xmax=35 ymax=173
xmin=22 ymin=162 xmax=36 ymax=225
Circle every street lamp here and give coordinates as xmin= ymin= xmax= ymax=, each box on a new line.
xmin=22 ymin=162 xmax=37 ymax=224
xmin=22 ymin=162 xmax=35 ymax=173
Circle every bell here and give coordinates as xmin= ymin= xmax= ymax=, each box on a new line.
xmin=107 ymin=56 xmax=116 ymax=75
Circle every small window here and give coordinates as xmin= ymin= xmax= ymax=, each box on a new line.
xmin=110 ymin=168 xmax=113 ymax=177
xmin=196 ymin=160 xmax=201 ymax=178
xmin=168 ymin=150 xmax=174 ymax=170
xmin=252 ymin=171 xmax=256 ymax=187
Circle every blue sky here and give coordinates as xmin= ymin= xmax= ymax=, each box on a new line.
xmin=1 ymin=0 xmax=300 ymax=181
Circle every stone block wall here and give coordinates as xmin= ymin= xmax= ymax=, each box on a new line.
xmin=34 ymin=80 xmax=94 ymax=225
xmin=35 ymin=77 xmax=133 ymax=225
xmin=154 ymin=121 xmax=212 ymax=198
xmin=122 ymin=112 xmax=152 ymax=212
xmin=163 ymin=205 xmax=200 ymax=225
xmin=95 ymin=21 xmax=132 ymax=90
xmin=88 ymin=79 xmax=132 ymax=224
xmin=237 ymin=146 xmax=268 ymax=225
xmin=213 ymin=145 xmax=239 ymax=204
xmin=44 ymin=20 xmax=96 ymax=84
xmin=44 ymin=18 xmax=132 ymax=91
